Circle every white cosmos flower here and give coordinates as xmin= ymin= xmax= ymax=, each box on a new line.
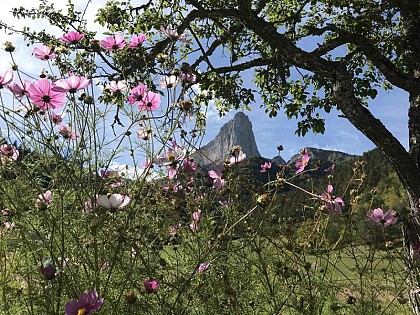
xmin=159 ymin=75 xmax=179 ymax=89
xmin=96 ymin=194 xmax=131 ymax=209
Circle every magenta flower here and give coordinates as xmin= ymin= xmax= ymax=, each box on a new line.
xmin=0 ymin=144 xmax=19 ymax=162
xmin=28 ymin=79 xmax=66 ymax=110
xmin=0 ymin=70 xmax=14 ymax=88
xmin=128 ymin=34 xmax=146 ymax=48
xmin=65 ymin=290 xmax=103 ymax=315
xmin=144 ymin=279 xmax=159 ymax=293
xmin=40 ymin=259 xmax=56 ymax=280
xmin=53 ymin=74 xmax=90 ymax=93
xmin=367 ymin=208 xmax=398 ymax=227
xmin=58 ymin=125 xmax=77 ymax=140
xmin=8 ymin=80 xmax=31 ymax=98
xmin=197 ymin=262 xmax=210 ymax=273
xmin=295 ymin=148 xmax=310 ymax=174
xmin=108 ymin=80 xmax=127 ymax=92
xmin=127 ymin=82 xmax=147 ymax=105
xmin=33 ymin=46 xmax=56 ymax=60
xmin=100 ymin=34 xmax=126 ymax=50
xmin=320 ymin=185 xmax=344 ymax=215
xmin=260 ymin=162 xmax=271 ymax=173
xmin=136 ymin=91 xmax=161 ymax=111
xmin=96 ymin=194 xmax=130 ymax=210
xmin=60 ymin=31 xmax=85 ymax=44
xmin=208 ymin=170 xmax=225 ymax=191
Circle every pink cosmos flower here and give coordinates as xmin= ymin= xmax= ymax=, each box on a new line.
xmin=8 ymin=80 xmax=31 ymax=97
xmin=197 ymin=262 xmax=210 ymax=273
xmin=144 ymin=279 xmax=159 ymax=293
xmin=189 ymin=221 xmax=199 ymax=232
xmin=228 ymin=152 xmax=246 ymax=165
xmin=136 ymin=91 xmax=161 ymax=111
xmin=64 ymin=290 xmax=104 ymax=315
xmin=366 ymin=208 xmax=398 ymax=227
xmin=160 ymin=26 xmax=188 ymax=43
xmin=295 ymin=148 xmax=310 ymax=174
xmin=180 ymin=72 xmax=197 ymax=84
xmin=127 ymin=82 xmax=147 ymax=105
xmin=108 ymin=80 xmax=127 ymax=92
xmin=153 ymin=140 xmax=186 ymax=166
xmin=169 ymin=223 xmax=182 ymax=236
xmin=260 ymin=162 xmax=271 ymax=173
xmin=320 ymin=185 xmax=344 ymax=215
xmin=128 ymin=34 xmax=146 ymax=48
xmin=208 ymin=170 xmax=225 ymax=191
xmin=192 ymin=209 xmax=201 ymax=222
xmin=48 ymin=112 xmax=64 ymax=125
xmin=28 ymin=79 xmax=66 ymax=110
xmin=181 ymin=157 xmax=196 ymax=173
xmin=136 ymin=127 xmax=152 ymax=140
xmin=100 ymin=34 xmax=126 ymax=50
xmin=52 ymin=74 xmax=90 ymax=93
xmin=60 ymin=31 xmax=85 ymax=44
xmin=35 ymin=190 xmax=53 ymax=209
xmin=33 ymin=46 xmax=56 ymax=60
xmin=0 ymin=144 xmax=19 ymax=162
xmin=0 ymin=70 xmax=14 ymax=88
xmin=96 ymin=194 xmax=130 ymax=210
xmin=58 ymin=125 xmax=77 ymax=140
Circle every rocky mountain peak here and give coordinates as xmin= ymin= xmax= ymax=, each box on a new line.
xmin=195 ymin=112 xmax=261 ymax=166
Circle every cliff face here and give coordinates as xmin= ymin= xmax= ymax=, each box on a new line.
xmin=195 ymin=112 xmax=261 ymax=166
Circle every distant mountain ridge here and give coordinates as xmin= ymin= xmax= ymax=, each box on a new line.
xmin=195 ymin=112 xmax=358 ymax=168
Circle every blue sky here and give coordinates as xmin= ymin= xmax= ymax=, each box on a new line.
xmin=0 ymin=0 xmax=409 ymax=163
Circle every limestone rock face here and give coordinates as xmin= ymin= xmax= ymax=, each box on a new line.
xmin=195 ymin=112 xmax=261 ymax=166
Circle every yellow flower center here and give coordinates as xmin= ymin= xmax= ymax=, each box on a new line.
xmin=77 ymin=308 xmax=88 ymax=315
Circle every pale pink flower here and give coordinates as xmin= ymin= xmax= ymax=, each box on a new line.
xmin=260 ymin=162 xmax=271 ymax=173
xmin=189 ymin=221 xmax=199 ymax=232
xmin=0 ymin=144 xmax=19 ymax=162
xmin=58 ymin=125 xmax=77 ymax=140
xmin=128 ymin=34 xmax=146 ymax=48
xmin=127 ymin=82 xmax=147 ymax=105
xmin=52 ymin=74 xmax=90 ymax=93
xmin=197 ymin=262 xmax=210 ymax=273
xmin=160 ymin=26 xmax=189 ymax=43
xmin=180 ymin=72 xmax=196 ymax=84
xmin=100 ymin=34 xmax=126 ymax=50
xmin=324 ymin=164 xmax=336 ymax=173
xmin=33 ymin=46 xmax=56 ymax=60
xmin=0 ymin=70 xmax=14 ymax=88
xmin=35 ymin=190 xmax=52 ymax=209
xmin=136 ymin=127 xmax=152 ymax=140
xmin=159 ymin=75 xmax=179 ymax=89
xmin=208 ymin=170 xmax=225 ymax=191
xmin=28 ymin=79 xmax=66 ymax=110
xmin=108 ymin=80 xmax=127 ymax=92
xmin=154 ymin=140 xmax=186 ymax=166
xmin=295 ymin=148 xmax=310 ymax=174
xmin=169 ymin=223 xmax=182 ymax=236
xmin=320 ymin=185 xmax=344 ymax=215
xmin=192 ymin=209 xmax=201 ymax=222
xmin=181 ymin=157 xmax=196 ymax=173
xmin=8 ymin=80 xmax=31 ymax=97
xmin=60 ymin=31 xmax=84 ymax=44
xmin=48 ymin=112 xmax=64 ymax=125
xmin=96 ymin=194 xmax=131 ymax=210
xmin=136 ymin=91 xmax=161 ymax=111
xmin=367 ymin=208 xmax=398 ymax=227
